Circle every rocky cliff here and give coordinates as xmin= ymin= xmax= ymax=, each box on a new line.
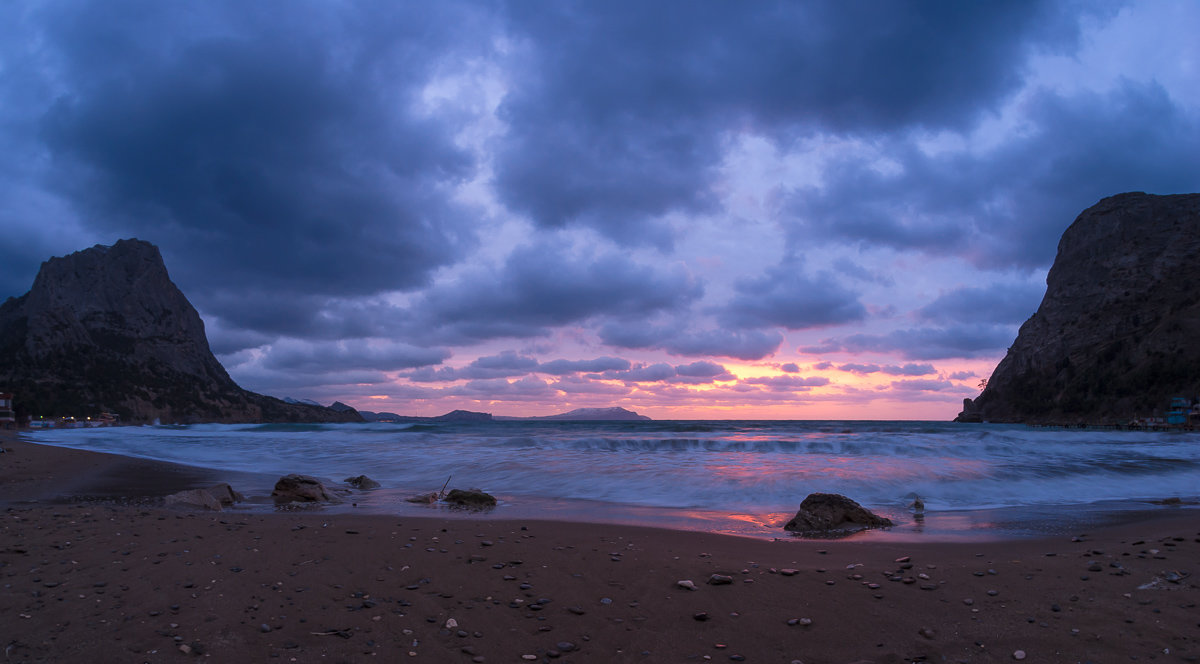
xmin=0 ymin=239 xmax=361 ymax=424
xmin=958 ymin=192 xmax=1200 ymax=424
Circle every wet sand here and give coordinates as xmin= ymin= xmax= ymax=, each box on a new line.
xmin=2 ymin=431 xmax=1198 ymax=663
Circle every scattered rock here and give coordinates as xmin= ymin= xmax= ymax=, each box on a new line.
xmin=207 ymin=483 xmax=244 ymax=505
xmin=444 ymin=488 xmax=497 ymax=508
xmin=164 ymin=488 xmax=224 ymax=511
xmin=783 ymin=493 xmax=893 ymax=535
xmin=707 ymin=574 xmax=734 ymax=586
xmin=271 ymin=474 xmax=342 ymax=504
xmin=1013 ymin=650 xmax=1027 ymax=660
xmin=677 ymin=580 xmax=697 ymax=591
xmin=344 ymin=475 xmax=381 ymax=490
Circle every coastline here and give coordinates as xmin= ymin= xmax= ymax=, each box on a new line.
xmin=2 ymin=432 xmax=1198 ymax=663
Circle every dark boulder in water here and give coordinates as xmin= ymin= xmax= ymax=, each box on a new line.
xmin=272 ymin=474 xmax=342 ymax=504
xmin=444 ymin=488 xmax=497 ymax=508
xmin=784 ymin=493 xmax=892 ymax=535
xmin=344 ymin=475 xmax=381 ymax=490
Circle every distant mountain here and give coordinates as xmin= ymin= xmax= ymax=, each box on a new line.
xmin=958 ymin=193 xmax=1200 ymax=424
xmin=282 ymin=397 xmax=323 ymax=407
xmin=359 ymin=406 xmax=651 ymax=422
xmin=0 ymin=239 xmax=362 ymax=424
xmin=503 ymin=407 xmax=651 ymax=421
xmin=359 ymin=409 xmax=493 ymax=423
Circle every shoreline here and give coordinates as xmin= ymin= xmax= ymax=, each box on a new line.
xmin=3 ymin=432 xmax=1199 ymax=663
xmin=9 ymin=430 xmax=1196 ymax=543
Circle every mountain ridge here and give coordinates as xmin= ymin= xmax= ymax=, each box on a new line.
xmin=0 ymin=239 xmax=361 ymax=424
xmin=957 ymin=192 xmax=1200 ymax=424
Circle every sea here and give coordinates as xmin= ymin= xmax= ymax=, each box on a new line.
xmin=22 ymin=420 xmax=1200 ymax=541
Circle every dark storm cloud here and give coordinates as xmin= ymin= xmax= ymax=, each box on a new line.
xmin=722 ymin=261 xmax=866 ymax=330
xmin=448 ymin=376 xmax=557 ymax=399
xmin=802 ymin=324 xmax=1016 ymax=361
xmin=413 ymin=240 xmax=702 ymax=343
xmin=260 ymin=339 xmax=449 ymax=373
xmin=407 ymin=351 xmax=539 ymax=382
xmin=783 ymin=83 xmax=1200 ymax=268
xmin=598 ymin=322 xmax=784 ymax=361
xmin=918 ymin=283 xmax=1043 ymax=325
xmin=537 ymin=357 xmax=632 ymax=376
xmin=8 ymin=0 xmax=485 ymax=327
xmin=590 ymin=361 xmax=732 ymax=385
xmin=494 ymin=1 xmax=1094 ymax=244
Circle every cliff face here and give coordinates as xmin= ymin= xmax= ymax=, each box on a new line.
xmin=0 ymin=239 xmax=361 ymax=424
xmin=958 ymin=192 xmax=1200 ymax=424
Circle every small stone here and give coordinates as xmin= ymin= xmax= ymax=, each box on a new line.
xmin=445 ymin=618 xmax=458 ymax=629
xmin=556 ymin=642 xmax=576 ymax=652
xmin=798 ymin=617 xmax=812 ymax=626
xmin=707 ymin=574 xmax=733 ymax=586
xmin=780 ymin=568 xmax=798 ymax=576
xmin=919 ymin=627 xmax=935 ymax=639
xmin=522 ymin=656 xmax=537 ymax=661
xmin=260 ymin=623 xmax=272 ymax=633
xmin=1013 ymin=650 xmax=1027 ymax=660
xmin=694 ymin=612 xmax=709 ymax=621
xmin=678 ymin=580 xmax=697 ymax=591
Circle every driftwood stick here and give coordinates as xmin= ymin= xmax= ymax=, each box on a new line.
xmin=439 ymin=475 xmax=452 ymax=499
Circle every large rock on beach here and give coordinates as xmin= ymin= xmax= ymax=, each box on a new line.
xmin=272 ymin=474 xmax=342 ymax=504
xmin=344 ymin=475 xmax=381 ymax=489
xmin=784 ymin=493 xmax=893 ymax=535
xmin=163 ymin=483 xmax=244 ymax=511
xmin=443 ymin=488 xmax=497 ymax=508
xmin=165 ymin=488 xmax=224 ymax=511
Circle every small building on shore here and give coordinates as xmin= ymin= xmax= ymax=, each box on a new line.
xmin=0 ymin=392 xmax=15 ymax=429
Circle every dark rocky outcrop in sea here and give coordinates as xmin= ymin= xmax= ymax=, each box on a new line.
xmin=783 ymin=493 xmax=893 ymax=535
xmin=958 ymin=192 xmax=1200 ymax=424
xmin=0 ymin=239 xmax=362 ymax=424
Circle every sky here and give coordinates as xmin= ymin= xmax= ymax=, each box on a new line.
xmin=2 ymin=1 xmax=1199 ymax=419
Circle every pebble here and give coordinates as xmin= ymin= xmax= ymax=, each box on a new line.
xmin=1013 ymin=650 xmax=1026 ymax=660
xmin=694 ymin=612 xmax=710 ymax=621
xmin=678 ymin=580 xmax=697 ymax=591
xmin=707 ymin=574 xmax=733 ymax=586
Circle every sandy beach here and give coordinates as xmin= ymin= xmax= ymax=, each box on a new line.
xmin=2 ymin=431 xmax=1197 ymax=664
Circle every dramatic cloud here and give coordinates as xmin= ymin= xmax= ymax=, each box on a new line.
xmin=411 ymin=238 xmax=702 ymax=343
xmin=1 ymin=1 xmax=1196 ymax=417
xmin=803 ymin=325 xmax=1018 ymax=361
xmin=722 ymin=260 xmax=867 ymax=330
